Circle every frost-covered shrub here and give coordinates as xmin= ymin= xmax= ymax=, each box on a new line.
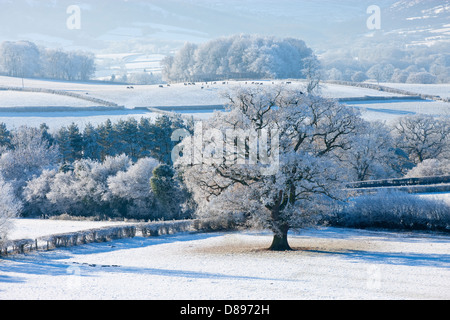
xmin=406 ymin=72 xmax=437 ymax=84
xmin=351 ymin=71 xmax=368 ymax=83
xmin=150 ymin=164 xmax=195 ymax=220
xmin=162 ymin=34 xmax=315 ymax=82
xmin=22 ymin=169 xmax=58 ymax=217
xmin=334 ymin=190 xmax=450 ymax=231
xmin=23 ymin=155 xmax=132 ymax=218
xmin=23 ymin=155 xmax=190 ymax=221
xmin=107 ymin=157 xmax=159 ymax=219
xmin=0 ymin=126 xmax=60 ymax=194
xmin=0 ymin=176 xmax=23 ymax=244
xmin=406 ymin=159 xmax=450 ymax=178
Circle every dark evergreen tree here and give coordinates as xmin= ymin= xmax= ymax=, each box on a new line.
xmin=55 ymin=123 xmax=83 ymax=163
xmin=112 ymin=118 xmax=140 ymax=161
xmin=97 ymin=119 xmax=114 ymax=161
xmin=83 ymin=123 xmax=102 ymax=161
xmin=138 ymin=117 xmax=156 ymax=158
xmin=39 ymin=123 xmax=55 ymax=146
xmin=152 ymin=115 xmax=187 ymax=165
xmin=150 ymin=164 xmax=181 ymax=219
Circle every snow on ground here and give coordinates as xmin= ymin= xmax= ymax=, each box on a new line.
xmin=0 ymin=77 xmax=408 ymax=108
xmin=417 ymin=192 xmax=450 ymax=206
xmin=1 ymin=227 xmax=449 ymax=300
xmin=7 ymin=219 xmax=132 ymax=241
xmin=0 ymin=109 xmax=161 ymax=132
xmin=95 ymin=53 xmax=165 ymax=78
xmin=0 ymin=91 xmax=97 ymax=108
xmin=353 ymin=100 xmax=450 ymax=123
xmin=380 ymin=83 xmax=450 ymax=99
xmin=0 ymin=76 xmax=448 ymax=129
xmin=319 ymin=83 xmax=405 ymax=99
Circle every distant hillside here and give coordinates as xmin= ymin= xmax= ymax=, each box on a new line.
xmin=0 ymin=0 xmax=448 ymax=53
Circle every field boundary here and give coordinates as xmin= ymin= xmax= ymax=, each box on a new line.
xmin=0 ymin=219 xmax=219 ymax=257
xmin=347 ymin=175 xmax=450 ymax=194
xmin=325 ymin=80 xmax=450 ymax=103
xmin=0 ymin=85 xmax=122 ymax=108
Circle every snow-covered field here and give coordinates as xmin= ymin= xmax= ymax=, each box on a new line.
xmin=7 ymin=219 xmax=132 ymax=241
xmin=418 ymin=192 xmax=450 ymax=206
xmin=0 ymin=77 xmax=415 ymax=108
xmin=352 ymin=100 xmax=450 ymax=123
xmin=0 ymin=76 xmax=449 ymax=130
xmin=0 ymin=91 xmax=97 ymax=108
xmin=380 ymin=83 xmax=450 ymax=99
xmin=0 ymin=109 xmax=160 ymax=131
xmin=95 ymin=53 xmax=165 ymax=78
xmin=1 ymin=225 xmax=449 ymax=300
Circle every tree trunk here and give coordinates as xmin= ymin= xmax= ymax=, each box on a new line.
xmin=269 ymin=227 xmax=292 ymax=251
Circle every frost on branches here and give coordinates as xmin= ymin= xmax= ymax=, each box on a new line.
xmin=0 ymin=175 xmax=22 ymax=245
xmin=176 ymin=86 xmax=363 ymax=250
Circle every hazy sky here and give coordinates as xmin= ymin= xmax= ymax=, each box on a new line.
xmin=0 ymin=0 xmax=448 ymax=53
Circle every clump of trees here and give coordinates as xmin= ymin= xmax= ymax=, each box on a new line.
xmin=0 ymin=115 xmax=194 ymax=229
xmin=52 ymin=115 xmax=189 ymax=164
xmin=23 ymin=155 xmax=192 ymax=220
xmin=0 ymin=40 xmax=96 ymax=81
xmin=176 ymin=87 xmax=375 ymax=250
xmin=161 ymin=34 xmax=316 ymax=82
xmin=0 ymin=175 xmax=22 ymax=245
xmin=162 ymin=35 xmax=449 ymax=84
xmin=321 ymin=43 xmax=450 ymax=84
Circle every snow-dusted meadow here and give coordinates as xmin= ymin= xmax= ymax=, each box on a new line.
xmin=1 ymin=223 xmax=449 ymax=300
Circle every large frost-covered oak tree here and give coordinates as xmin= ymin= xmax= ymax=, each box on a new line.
xmin=177 ymin=86 xmax=362 ymax=250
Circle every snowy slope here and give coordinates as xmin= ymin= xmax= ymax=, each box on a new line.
xmin=0 ymin=91 xmax=99 ymax=108
xmin=385 ymin=0 xmax=450 ymax=46
xmin=0 ymin=0 xmax=448 ymax=53
xmin=1 ymin=227 xmax=449 ymax=300
xmin=380 ymin=83 xmax=450 ymax=99
xmin=7 ymin=219 xmax=132 ymax=241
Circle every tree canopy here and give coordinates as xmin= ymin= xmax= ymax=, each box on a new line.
xmin=162 ymin=35 xmax=315 ymax=82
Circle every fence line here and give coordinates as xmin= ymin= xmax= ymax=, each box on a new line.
xmin=0 ymin=85 xmax=122 ymax=107
xmin=0 ymin=219 xmax=214 ymax=257
xmin=325 ymin=80 xmax=450 ymax=103
xmin=347 ymin=175 xmax=450 ymax=195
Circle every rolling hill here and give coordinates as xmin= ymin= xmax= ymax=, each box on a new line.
xmin=0 ymin=0 xmax=448 ymax=53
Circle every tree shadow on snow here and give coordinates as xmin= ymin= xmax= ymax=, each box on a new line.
xmin=305 ymin=248 xmax=450 ymax=269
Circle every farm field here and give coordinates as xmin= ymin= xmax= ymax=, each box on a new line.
xmin=0 ymin=76 xmax=449 ymax=130
xmin=7 ymin=219 xmax=133 ymax=241
xmin=1 ymin=226 xmax=449 ymax=300
xmin=0 ymin=91 xmax=97 ymax=109
xmin=2 ymin=0 xmax=450 ymax=304
xmin=380 ymin=83 xmax=450 ymax=99
xmin=0 ymin=77 xmax=409 ymax=107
